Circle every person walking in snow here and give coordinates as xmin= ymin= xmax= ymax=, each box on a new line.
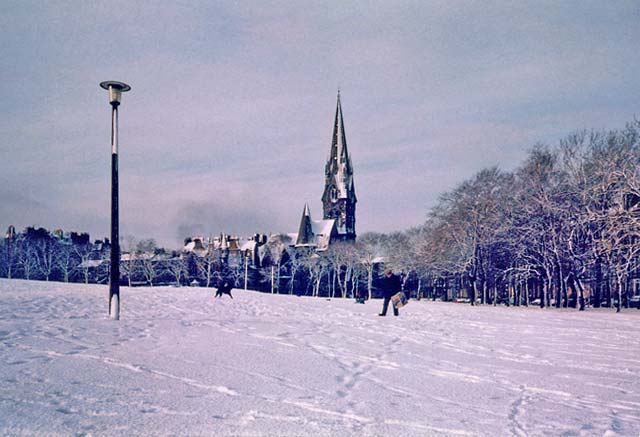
xmin=379 ymin=268 xmax=402 ymax=316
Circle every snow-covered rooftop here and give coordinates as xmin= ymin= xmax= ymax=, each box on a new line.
xmin=77 ymin=259 xmax=105 ymax=268
xmin=240 ymin=240 xmax=257 ymax=251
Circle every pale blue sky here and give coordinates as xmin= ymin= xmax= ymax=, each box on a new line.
xmin=1 ymin=1 xmax=639 ymax=248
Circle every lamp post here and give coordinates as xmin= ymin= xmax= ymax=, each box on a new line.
xmin=5 ymin=225 xmax=15 ymax=279
xmin=244 ymin=251 xmax=249 ymax=291
xmin=100 ymin=80 xmax=131 ymax=320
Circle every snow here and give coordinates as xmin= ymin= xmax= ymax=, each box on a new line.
xmin=77 ymin=260 xmax=105 ymax=269
xmin=1 ymin=278 xmax=639 ymax=436
xmin=239 ymin=240 xmax=256 ymax=252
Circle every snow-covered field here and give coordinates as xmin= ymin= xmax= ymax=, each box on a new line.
xmin=1 ymin=279 xmax=639 ymax=436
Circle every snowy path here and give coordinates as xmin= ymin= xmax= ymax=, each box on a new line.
xmin=1 ymin=279 xmax=639 ymax=436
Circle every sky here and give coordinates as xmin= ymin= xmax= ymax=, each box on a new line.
xmin=1 ymin=1 xmax=639 ymax=248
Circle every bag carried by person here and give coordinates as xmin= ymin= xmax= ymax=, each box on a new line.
xmin=391 ymin=291 xmax=408 ymax=309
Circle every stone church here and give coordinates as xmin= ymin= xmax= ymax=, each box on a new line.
xmin=295 ymin=91 xmax=357 ymax=250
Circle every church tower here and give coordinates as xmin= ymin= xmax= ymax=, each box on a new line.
xmin=322 ymin=91 xmax=357 ymax=241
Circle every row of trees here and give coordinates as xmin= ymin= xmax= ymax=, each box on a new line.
xmin=3 ymin=120 xmax=640 ymax=311
xmin=1 ymin=227 xmax=100 ymax=283
xmin=0 ymin=228 xmax=185 ymax=286
xmin=0 ymin=226 xmax=393 ymax=299
xmin=256 ymin=236 xmax=384 ymax=299
xmin=392 ymin=120 xmax=640 ymax=311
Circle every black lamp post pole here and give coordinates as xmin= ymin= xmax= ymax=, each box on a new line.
xmin=109 ymin=101 xmax=120 ymax=320
xmin=100 ymin=80 xmax=130 ymax=321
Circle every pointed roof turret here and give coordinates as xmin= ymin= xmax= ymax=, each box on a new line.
xmin=296 ymin=203 xmax=315 ymax=246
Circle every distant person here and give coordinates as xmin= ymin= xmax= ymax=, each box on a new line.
xmin=215 ymin=279 xmax=234 ymax=299
xmin=379 ymin=268 xmax=402 ymax=316
xmin=355 ymin=288 xmax=366 ymax=304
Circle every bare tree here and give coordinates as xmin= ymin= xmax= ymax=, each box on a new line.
xmin=427 ymin=168 xmax=514 ymax=304
xmin=264 ymin=234 xmax=291 ymax=294
xmin=303 ymin=252 xmax=329 ymax=297
xmin=120 ymin=235 xmax=139 ymax=287
xmin=194 ymin=244 xmax=220 ymax=287
xmin=137 ymin=239 xmax=159 ymax=286
xmin=323 ymin=243 xmax=351 ymax=298
xmin=16 ymin=239 xmax=38 ymax=280
xmin=34 ymin=236 xmax=57 ymax=281
xmin=285 ymin=246 xmax=308 ymax=295
xmin=227 ymin=261 xmax=245 ymax=289
xmin=166 ymin=256 xmax=188 ymax=286
xmin=74 ymin=242 xmax=94 ymax=284
xmin=357 ymin=232 xmax=387 ymax=300
xmin=54 ymin=241 xmax=76 ymax=283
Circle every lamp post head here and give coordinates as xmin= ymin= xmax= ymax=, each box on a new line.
xmin=100 ymin=81 xmax=131 ymax=106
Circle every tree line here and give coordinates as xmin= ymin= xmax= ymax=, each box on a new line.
xmin=3 ymin=120 xmax=640 ymax=311
xmin=393 ymin=119 xmax=640 ymax=312
xmin=1 ymin=226 xmax=99 ymax=283
xmin=0 ymin=227 xmax=388 ymax=298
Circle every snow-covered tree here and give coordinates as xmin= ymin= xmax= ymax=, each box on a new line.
xmin=54 ymin=240 xmax=77 ymax=283
xmin=357 ymin=232 xmax=386 ymax=300
xmin=165 ymin=256 xmax=188 ymax=286
xmin=264 ymin=234 xmax=291 ymax=294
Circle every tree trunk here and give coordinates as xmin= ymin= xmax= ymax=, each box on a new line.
xmin=290 ymin=269 xmax=295 ymax=295
xmin=277 ymin=260 xmax=282 ymax=294
xmin=624 ymin=276 xmax=631 ymax=309
xmin=343 ymin=267 xmax=350 ymax=299
xmin=593 ymin=259 xmax=602 ymax=308
xmin=351 ymin=274 xmax=358 ymax=300
xmin=616 ymin=276 xmax=623 ymax=313
xmin=555 ymin=266 xmax=562 ymax=309
xmin=575 ymin=276 xmax=585 ymax=311
xmin=271 ymin=266 xmax=275 ymax=294
xmin=331 ymin=269 xmax=336 ymax=298
xmin=482 ymin=279 xmax=487 ymax=305
xmin=470 ymin=279 xmax=477 ymax=306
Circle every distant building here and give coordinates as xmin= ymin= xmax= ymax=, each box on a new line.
xmin=182 ymin=233 xmax=267 ymax=268
xmin=321 ymin=91 xmax=357 ymax=241
xmin=293 ymin=91 xmax=357 ymax=249
xmin=294 ymin=203 xmax=337 ymax=251
xmin=182 ymin=93 xmax=358 ymax=256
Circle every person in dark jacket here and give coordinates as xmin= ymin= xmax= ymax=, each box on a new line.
xmin=379 ymin=268 xmax=402 ymax=316
xmin=215 ymin=279 xmax=234 ymax=299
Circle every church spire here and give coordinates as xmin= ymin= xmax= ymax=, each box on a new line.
xmin=329 ymin=90 xmax=351 ymax=175
xmin=322 ymin=91 xmax=356 ymax=241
